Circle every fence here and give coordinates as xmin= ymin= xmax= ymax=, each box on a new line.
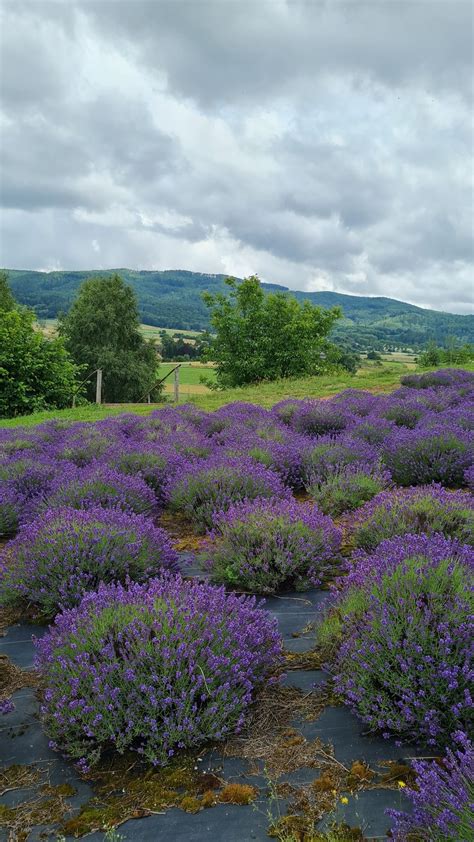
xmin=72 ymin=365 xmax=182 ymax=408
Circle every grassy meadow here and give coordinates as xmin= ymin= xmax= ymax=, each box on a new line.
xmin=3 ymin=358 xmax=472 ymax=429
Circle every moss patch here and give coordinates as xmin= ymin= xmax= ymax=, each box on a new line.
xmin=0 ymin=765 xmax=75 ymax=842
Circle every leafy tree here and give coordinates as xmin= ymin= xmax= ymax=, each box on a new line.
xmin=59 ymin=274 xmax=162 ymax=402
xmin=418 ymin=340 xmax=473 ymax=368
xmin=0 ymin=277 xmax=81 ymax=418
xmin=202 ymin=276 xmax=342 ymax=388
xmin=0 ymin=270 xmax=16 ymax=312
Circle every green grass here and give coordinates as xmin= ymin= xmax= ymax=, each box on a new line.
xmin=2 ymin=361 xmax=472 ymax=428
xmin=0 ymin=404 xmax=162 ymax=428
xmin=159 ymin=362 xmax=216 ymax=388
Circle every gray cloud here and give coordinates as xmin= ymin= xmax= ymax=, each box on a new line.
xmin=0 ymin=0 xmax=472 ymax=314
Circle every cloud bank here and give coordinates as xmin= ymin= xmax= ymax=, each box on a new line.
xmin=0 ymin=0 xmax=473 ymax=313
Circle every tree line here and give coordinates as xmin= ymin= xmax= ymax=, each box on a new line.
xmin=1 ymin=271 xmax=469 ymax=418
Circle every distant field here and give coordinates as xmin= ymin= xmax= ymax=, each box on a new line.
xmin=39 ymin=319 xmax=203 ymax=341
xmin=159 ymin=362 xmax=216 ymax=396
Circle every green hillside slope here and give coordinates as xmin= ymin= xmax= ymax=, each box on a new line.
xmin=6 ymin=268 xmax=473 ymax=350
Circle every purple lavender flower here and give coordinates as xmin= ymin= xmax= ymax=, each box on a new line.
xmin=0 ymin=507 xmax=178 ymax=617
xmin=465 ymin=464 xmax=474 ymax=491
xmin=400 ymin=368 xmax=474 ymax=390
xmin=36 ymin=573 xmax=282 ymax=767
xmin=291 ymin=400 xmax=356 ymax=438
xmin=388 ymin=731 xmax=474 ymax=840
xmin=203 ymin=497 xmax=341 ymax=593
xmin=309 ymin=464 xmax=392 ymax=517
xmin=0 ymin=698 xmax=15 ymax=715
xmin=105 ymin=443 xmax=186 ymax=504
xmin=349 ymin=484 xmax=474 ymax=551
xmin=382 ymin=424 xmax=473 ymax=487
xmin=165 ymin=455 xmax=291 ymax=532
xmin=318 ymin=534 xmax=474 ymax=747
xmin=302 ymin=435 xmax=379 ymax=488
xmin=38 ymin=464 xmax=156 ymax=516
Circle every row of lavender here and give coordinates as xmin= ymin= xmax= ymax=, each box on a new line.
xmin=0 ymin=367 xmax=473 ymax=838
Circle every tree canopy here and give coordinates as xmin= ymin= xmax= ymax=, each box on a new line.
xmin=59 ymin=274 xmax=162 ymax=402
xmin=0 ymin=275 xmax=80 ymax=418
xmin=202 ymin=275 xmax=343 ymax=388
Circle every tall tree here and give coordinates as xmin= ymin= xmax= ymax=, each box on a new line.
xmin=203 ymin=275 xmax=342 ymax=388
xmin=59 ymin=274 xmax=162 ymax=402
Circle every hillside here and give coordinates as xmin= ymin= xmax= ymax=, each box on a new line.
xmin=6 ymin=268 xmax=473 ymax=350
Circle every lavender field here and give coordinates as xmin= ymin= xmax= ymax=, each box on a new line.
xmin=0 ymin=369 xmax=473 ymax=841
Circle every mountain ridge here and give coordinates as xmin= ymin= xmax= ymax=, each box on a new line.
xmin=5 ymin=268 xmax=473 ymax=351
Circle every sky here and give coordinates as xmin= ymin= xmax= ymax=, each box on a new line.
xmin=0 ymin=0 xmax=473 ymax=314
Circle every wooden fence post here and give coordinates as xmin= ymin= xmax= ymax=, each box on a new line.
xmin=96 ymin=369 xmax=103 ymax=405
xmin=174 ymin=366 xmax=180 ymax=403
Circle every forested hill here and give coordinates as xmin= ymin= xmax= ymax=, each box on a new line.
xmin=6 ymin=268 xmax=473 ymax=351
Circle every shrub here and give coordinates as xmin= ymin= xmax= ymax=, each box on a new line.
xmin=318 ymin=535 xmax=474 ymax=746
xmin=53 ymin=428 xmax=112 ymax=467
xmin=108 ymin=445 xmax=185 ymax=503
xmin=0 ymin=457 xmax=57 ymax=502
xmin=302 ymin=437 xmax=377 ymax=488
xmin=0 ymin=305 xmax=82 ymax=418
xmin=309 ymin=466 xmax=391 ymax=517
xmin=271 ymin=399 xmax=302 ymax=425
xmin=329 ymin=389 xmax=382 ymax=418
xmin=400 ymin=369 xmax=474 ymax=390
xmin=0 ymin=486 xmax=23 ymax=537
xmin=350 ymin=417 xmax=395 ymax=447
xmin=388 ymin=731 xmax=474 ymax=841
xmin=166 ymin=456 xmax=291 ymax=531
xmin=350 ymin=485 xmax=474 ymax=551
xmin=382 ymin=401 xmax=425 ymax=429
xmin=382 ymin=426 xmax=472 ymax=486
xmin=291 ymin=401 xmax=353 ymax=438
xmin=0 ymin=507 xmax=178 ymax=617
xmin=42 ymin=465 xmax=156 ymax=516
xmin=465 ymin=464 xmax=474 ymax=491
xmin=204 ymin=498 xmax=341 ymax=593
xmin=36 ymin=573 xmax=281 ymax=767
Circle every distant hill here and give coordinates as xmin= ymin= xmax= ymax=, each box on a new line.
xmin=6 ymin=268 xmax=473 ymax=351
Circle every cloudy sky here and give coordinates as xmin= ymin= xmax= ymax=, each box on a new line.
xmin=0 ymin=0 xmax=473 ymax=313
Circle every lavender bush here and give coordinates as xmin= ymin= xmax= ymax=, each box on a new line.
xmin=36 ymin=573 xmax=281 ymax=768
xmin=291 ymin=400 xmax=354 ymax=438
xmin=350 ymin=416 xmax=396 ymax=446
xmin=0 ymin=485 xmax=22 ymax=537
xmin=41 ymin=464 xmax=156 ymax=516
xmin=382 ymin=425 xmax=473 ymax=486
xmin=302 ymin=436 xmax=378 ymax=488
xmin=465 ymin=464 xmax=474 ymax=491
xmin=388 ymin=731 xmax=474 ymax=841
xmin=0 ymin=507 xmax=178 ymax=617
xmin=309 ymin=465 xmax=391 ymax=517
xmin=400 ymin=369 xmax=474 ymax=390
xmin=204 ymin=498 xmax=341 ymax=593
xmin=53 ymin=426 xmax=113 ymax=466
xmin=317 ymin=534 xmax=474 ymax=746
xmin=350 ymin=484 xmax=474 ymax=551
xmin=166 ymin=455 xmax=291 ymax=531
xmin=107 ymin=444 xmax=185 ymax=503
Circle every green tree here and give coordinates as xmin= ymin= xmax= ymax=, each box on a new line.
xmin=0 ymin=300 xmax=81 ymax=419
xmin=0 ymin=270 xmax=16 ymax=312
xmin=202 ymin=276 xmax=342 ymax=388
xmin=59 ymin=274 xmax=162 ymax=402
